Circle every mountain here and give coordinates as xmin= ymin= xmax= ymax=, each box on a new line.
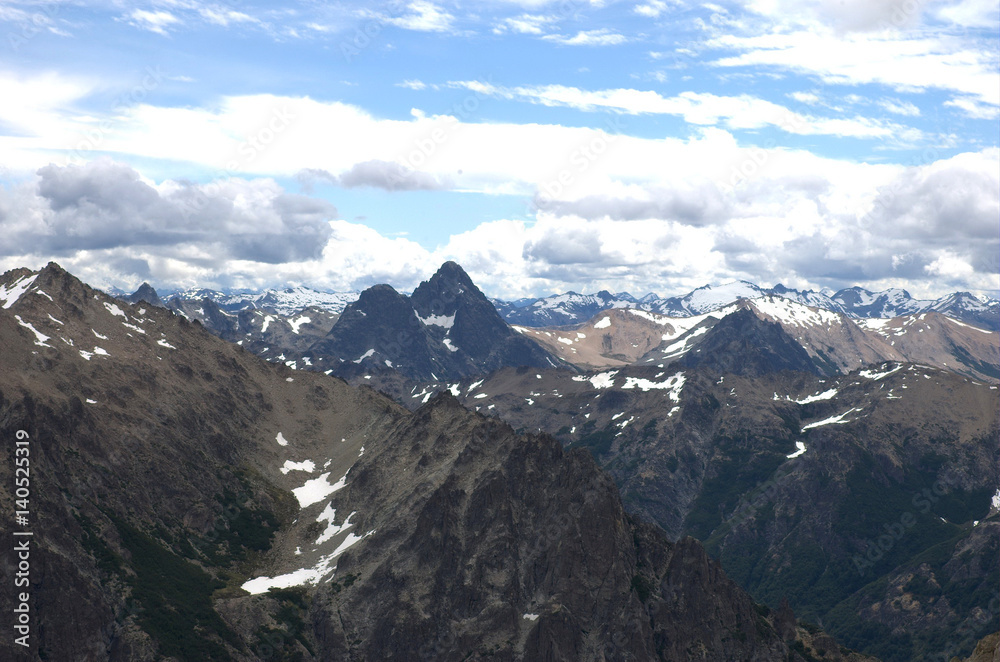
xmin=167 ymin=284 xmax=359 ymax=316
xmin=122 ymin=282 xmax=164 ymax=308
xmin=829 ymin=286 xmax=999 ymax=328
xmin=438 ymin=359 xmax=999 ymax=662
xmin=492 ymin=281 xmax=999 ymax=332
xmin=301 ymin=261 xmax=565 ymax=383
xmin=166 ymin=296 xmax=339 ymax=361
xmin=493 ymin=290 xmax=640 ymax=327
xmin=674 ymin=307 xmax=821 ymax=377
xmin=0 ymin=262 xmax=874 ymax=661
xmin=518 ymin=298 xmax=1000 ymax=384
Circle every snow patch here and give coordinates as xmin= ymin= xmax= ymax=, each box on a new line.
xmin=621 ymin=372 xmax=685 ymax=402
xmin=288 ymin=315 xmax=312 ymax=334
xmin=593 ymin=316 xmax=611 ymax=329
xmin=103 ymin=302 xmax=127 ymax=318
xmin=280 ymin=459 xmax=316 ymax=475
xmin=801 ymin=408 xmax=861 ymax=432
xmin=315 ymin=506 xmax=355 ymax=545
xmin=586 ymin=371 xmax=618 ymax=389
xmin=353 ymin=349 xmax=375 ymax=363
xmin=15 ymin=316 xmax=52 ymax=347
xmin=276 ymin=432 xmax=289 ymax=446
xmin=417 ymin=312 xmax=456 ymax=328
xmin=292 ymin=471 xmax=349 ymax=508
xmin=859 ymin=365 xmax=902 ymax=381
xmin=794 ymin=389 xmax=838 ymax=404
xmin=157 ymin=339 xmax=176 ymax=349
xmin=240 ymin=529 xmax=374 ymax=594
xmin=0 ymin=274 xmax=38 ymax=309
xmin=786 ymin=441 xmax=807 ymax=459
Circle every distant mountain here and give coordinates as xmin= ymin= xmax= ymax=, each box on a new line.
xmin=494 ymin=282 xmax=998 ymax=331
xmin=492 ymin=290 xmax=640 ymax=327
xmin=303 ymin=261 xmax=565 ymax=383
xmin=122 ymin=282 xmax=164 ymax=307
xmin=0 ymin=261 xmax=872 ymax=661
xmin=518 ymin=298 xmax=999 ymax=384
xmin=166 ymin=284 xmax=359 ymax=316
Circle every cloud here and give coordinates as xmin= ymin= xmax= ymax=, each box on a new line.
xmin=633 ymin=0 xmax=675 ymax=18
xmin=491 ymin=13 xmax=557 ymax=34
xmin=198 ymin=7 xmax=261 ymax=28
xmin=396 ymin=79 xmax=427 ymax=90
xmin=383 ymin=1 xmax=455 ymax=32
xmin=542 ymin=29 xmax=628 ymax=46
xmin=535 ymin=183 xmax=731 ymax=225
xmin=788 ymin=91 xmax=821 ymax=105
xmin=708 ymin=29 xmax=1000 ymax=108
xmin=740 ymin=0 xmax=933 ymax=32
xmin=0 ymin=160 xmax=334 ymax=264
xmin=933 ymin=0 xmax=1000 ymax=28
xmin=449 ymin=81 xmax=926 ymax=142
xmin=336 ymin=160 xmax=451 ymax=191
xmin=878 ymin=98 xmax=921 ymax=116
xmin=128 ymin=9 xmax=181 ymax=35
xmin=944 ymin=96 xmax=1000 ymax=120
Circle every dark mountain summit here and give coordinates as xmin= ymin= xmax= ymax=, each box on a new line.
xmin=123 ymin=282 xmax=164 ymax=307
xmin=677 ymin=306 xmax=822 ymax=376
xmin=304 ymin=261 xmax=563 ymax=382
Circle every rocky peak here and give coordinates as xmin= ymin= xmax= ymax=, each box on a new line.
xmin=125 ymin=282 xmax=163 ymax=307
xmin=678 ymin=307 xmax=821 ymax=376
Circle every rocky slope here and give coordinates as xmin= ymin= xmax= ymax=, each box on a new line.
xmin=437 ymin=358 xmax=999 ymax=662
xmin=0 ymin=263 xmax=871 ymax=661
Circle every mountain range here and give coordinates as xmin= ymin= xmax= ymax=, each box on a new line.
xmin=9 ymin=261 xmax=997 ymax=661
xmin=0 ymin=262 xmax=891 ymax=661
xmin=513 ymin=298 xmax=999 ymax=383
xmin=494 ymin=282 xmax=999 ymax=332
xmin=104 ymin=277 xmax=999 ymax=333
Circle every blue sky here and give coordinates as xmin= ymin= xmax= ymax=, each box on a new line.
xmin=0 ymin=0 xmax=997 ymax=299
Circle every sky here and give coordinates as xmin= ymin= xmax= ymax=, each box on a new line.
xmin=0 ymin=0 xmax=997 ymax=300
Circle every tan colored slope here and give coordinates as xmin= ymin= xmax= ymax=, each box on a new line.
xmin=744 ymin=297 xmax=904 ymax=374
xmin=513 ymin=307 xmax=725 ymax=369
xmin=856 ymin=312 xmax=999 ymax=383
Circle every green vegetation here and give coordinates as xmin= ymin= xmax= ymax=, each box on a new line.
xmin=683 ymin=434 xmax=788 ymax=540
xmin=111 ymin=514 xmax=240 ymax=661
xmin=251 ymin=587 xmax=314 ymax=661
xmin=568 ymin=424 xmax=618 ymax=460
xmin=74 ymin=512 xmax=124 ymax=577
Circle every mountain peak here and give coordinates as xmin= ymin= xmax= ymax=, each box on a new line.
xmin=411 ymin=261 xmax=485 ymax=317
xmin=431 ymin=260 xmax=476 ymax=289
xmin=678 ymin=307 xmax=821 ymax=376
xmin=125 ymin=282 xmax=163 ymax=307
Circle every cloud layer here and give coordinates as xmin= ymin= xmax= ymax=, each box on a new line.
xmin=0 ymin=152 xmax=995 ymax=299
